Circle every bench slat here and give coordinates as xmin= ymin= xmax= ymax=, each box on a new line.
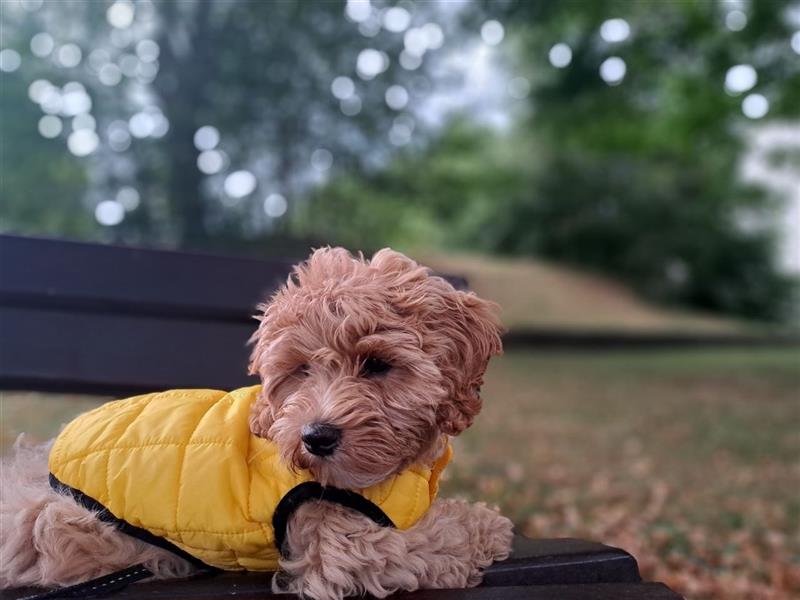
xmin=0 ymin=539 xmax=645 ymax=597
xmin=1 ymin=538 xmax=680 ymax=600
xmin=482 ymin=537 xmax=640 ymax=586
xmin=2 ymin=581 xmax=680 ymax=600
xmin=0 ymin=235 xmax=468 ymax=323
xmin=0 ymin=234 xmax=465 ymax=395
xmin=0 ymin=234 xmax=292 ymax=321
xmin=0 ymin=306 xmax=256 ymax=394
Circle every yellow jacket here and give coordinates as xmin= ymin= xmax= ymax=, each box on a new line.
xmin=48 ymin=386 xmax=451 ymax=571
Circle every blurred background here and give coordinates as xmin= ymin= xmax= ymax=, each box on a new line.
xmin=1 ymin=0 xmax=799 ymax=598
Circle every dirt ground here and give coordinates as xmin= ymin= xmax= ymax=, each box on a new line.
xmin=444 ymin=347 xmax=800 ymax=599
xmin=2 ymin=347 xmax=798 ymax=599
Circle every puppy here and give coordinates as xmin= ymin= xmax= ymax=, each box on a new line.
xmin=0 ymin=248 xmax=513 ymax=599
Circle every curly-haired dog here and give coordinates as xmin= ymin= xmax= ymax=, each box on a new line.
xmin=0 ymin=248 xmax=513 ymax=599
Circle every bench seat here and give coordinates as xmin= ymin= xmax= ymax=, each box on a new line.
xmin=2 ymin=537 xmax=684 ymax=599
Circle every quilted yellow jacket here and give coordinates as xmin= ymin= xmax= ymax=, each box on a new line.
xmin=48 ymin=386 xmax=452 ymax=571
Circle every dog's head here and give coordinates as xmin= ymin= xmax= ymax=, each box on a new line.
xmin=248 ymin=247 xmax=503 ymax=489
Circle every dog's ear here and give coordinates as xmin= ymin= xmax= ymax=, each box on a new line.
xmin=248 ymin=255 xmax=309 ymax=437
xmin=368 ymin=249 xmax=504 ymax=436
xmin=248 ymin=298 xmax=279 ymax=438
xmin=433 ymin=288 xmax=504 ymax=436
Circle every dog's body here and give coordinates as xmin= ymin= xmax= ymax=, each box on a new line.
xmin=0 ymin=248 xmax=513 ymax=599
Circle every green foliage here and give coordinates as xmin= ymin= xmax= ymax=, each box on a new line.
xmin=297 ymin=116 xmax=795 ymax=320
xmin=297 ymin=1 xmax=799 ymax=321
xmin=2 ymin=0 xmax=797 ymax=320
xmin=495 ymin=0 xmax=798 ymax=320
xmin=0 ymin=34 xmax=92 ymax=239
xmin=488 ymin=151 xmax=796 ymax=320
xmin=292 ymin=118 xmax=530 ymax=252
xmin=1 ymin=0 xmax=435 ymax=247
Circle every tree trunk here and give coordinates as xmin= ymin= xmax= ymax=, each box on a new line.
xmin=151 ymin=1 xmax=213 ymax=247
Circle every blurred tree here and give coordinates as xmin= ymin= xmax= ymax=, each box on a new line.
xmin=1 ymin=0 xmax=441 ymax=248
xmin=2 ymin=0 xmax=798 ymax=319
xmin=292 ymin=118 xmax=531 ymax=251
xmin=486 ymin=0 xmax=800 ymax=320
xmin=300 ymin=0 xmax=799 ymax=320
xmin=0 ymin=18 xmax=93 ymax=238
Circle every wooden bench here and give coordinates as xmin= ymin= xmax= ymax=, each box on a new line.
xmin=0 ymin=234 xmax=683 ymax=599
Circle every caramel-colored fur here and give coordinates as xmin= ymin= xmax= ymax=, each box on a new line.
xmin=0 ymin=439 xmax=194 ymax=588
xmin=1 ymin=248 xmax=513 ymax=599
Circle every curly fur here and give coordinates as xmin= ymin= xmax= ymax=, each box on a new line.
xmin=0 ymin=436 xmax=194 ymax=588
xmin=0 ymin=248 xmax=512 ymax=598
xmin=275 ymin=500 xmax=513 ymax=599
xmin=248 ymin=248 xmax=503 ymax=489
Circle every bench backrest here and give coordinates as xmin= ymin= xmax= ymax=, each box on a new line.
xmin=0 ymin=235 xmax=467 ymax=395
xmin=0 ymin=235 xmax=296 ymax=394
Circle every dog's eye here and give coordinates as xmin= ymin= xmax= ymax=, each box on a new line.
xmin=361 ymin=357 xmax=391 ymax=377
xmin=293 ymin=363 xmax=310 ymax=378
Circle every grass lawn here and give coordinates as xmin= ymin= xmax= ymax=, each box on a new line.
xmin=2 ymin=347 xmax=798 ymax=598
xmin=445 ymin=347 xmax=800 ymax=599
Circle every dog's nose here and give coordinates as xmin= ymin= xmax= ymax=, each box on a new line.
xmin=301 ymin=423 xmax=341 ymax=457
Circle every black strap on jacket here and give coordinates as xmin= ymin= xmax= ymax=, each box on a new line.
xmin=48 ymin=473 xmax=215 ymax=572
xmin=272 ymin=481 xmax=396 ymax=557
xmin=32 ymin=477 xmax=396 ymax=598
xmin=14 ymin=564 xmax=154 ymax=599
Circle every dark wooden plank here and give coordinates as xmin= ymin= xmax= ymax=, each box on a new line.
xmin=0 ymin=234 xmax=293 ymax=322
xmin=0 ymin=581 xmax=682 ymax=600
xmin=0 ymin=307 xmax=257 ymax=394
xmin=391 ymin=583 xmax=683 ymax=600
xmin=0 ymin=538 xmax=648 ymax=600
xmin=0 ymin=235 xmax=468 ymax=324
xmin=482 ymin=537 xmax=640 ymax=586
xmin=0 ymin=236 xmax=466 ymax=394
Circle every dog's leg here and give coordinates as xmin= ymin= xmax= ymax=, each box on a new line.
xmin=0 ymin=440 xmax=194 ymax=588
xmin=275 ymin=498 xmax=513 ymax=600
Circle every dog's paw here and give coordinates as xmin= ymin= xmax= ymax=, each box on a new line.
xmin=469 ymin=501 xmax=515 ymax=566
xmin=276 ymin=499 xmax=514 ymax=597
xmin=274 ymin=538 xmax=416 ymax=600
xmin=276 ymin=501 xmax=410 ymax=600
xmin=272 ymin=562 xmax=371 ymax=600
xmin=402 ymin=498 xmax=514 ymax=589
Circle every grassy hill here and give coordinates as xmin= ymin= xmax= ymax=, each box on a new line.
xmin=449 ymin=347 xmax=800 ymax=599
xmin=419 ymin=252 xmax=751 ymax=335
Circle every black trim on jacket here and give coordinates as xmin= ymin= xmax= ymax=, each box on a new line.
xmin=48 ymin=473 xmax=217 ymax=572
xmin=272 ymin=481 xmax=396 ymax=557
xmin=49 ymin=474 xmax=397 ymax=567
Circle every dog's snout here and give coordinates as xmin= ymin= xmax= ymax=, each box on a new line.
xmin=301 ymin=423 xmax=341 ymax=457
